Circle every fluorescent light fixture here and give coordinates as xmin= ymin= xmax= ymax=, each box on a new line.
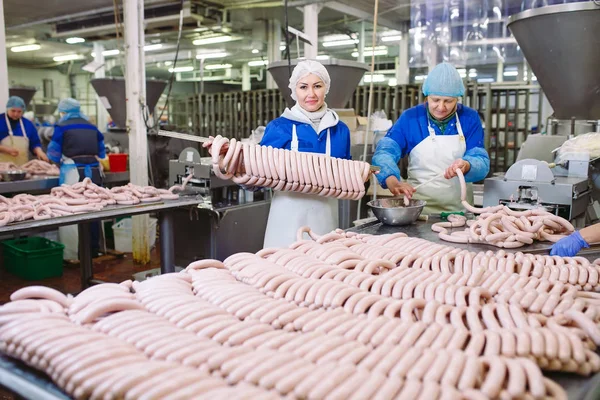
xmin=248 ymin=60 xmax=268 ymax=66
xmin=169 ymin=66 xmax=194 ymax=73
xmin=92 ymin=49 xmax=120 ymax=57
xmin=196 ymin=52 xmax=228 ymax=60
xmin=53 ymin=54 xmax=84 ymax=62
xmin=193 ymin=35 xmax=235 ymax=45
xmin=66 ymin=37 xmax=85 ymax=44
xmin=352 ymin=49 xmax=387 ymax=57
xmin=11 ymin=44 xmax=41 ymax=53
xmin=165 ymin=61 xmax=172 ymax=66
xmin=280 ymin=45 xmax=286 ymax=51
xmin=323 ymin=39 xmax=359 ymax=47
xmin=469 ymin=71 xmax=477 ymax=78
xmin=388 ymin=78 xmax=397 ymax=86
xmin=477 ymin=77 xmax=495 ymax=83
xmin=381 ymin=35 xmax=402 ymax=42
xmin=144 ymin=44 xmax=163 ymax=52
xmin=205 ymin=63 xmax=232 ymax=70
xmin=532 ymin=75 xmax=537 ymax=81
xmin=415 ymin=75 xmax=427 ymax=81
xmin=252 ymin=49 xmax=259 ymax=54
xmin=503 ymin=70 xmax=519 ymax=77
xmin=316 ymin=54 xmax=330 ymax=60
xmin=363 ymin=74 xmax=385 ymax=83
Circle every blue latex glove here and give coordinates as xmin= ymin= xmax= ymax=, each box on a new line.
xmin=550 ymin=231 xmax=589 ymax=257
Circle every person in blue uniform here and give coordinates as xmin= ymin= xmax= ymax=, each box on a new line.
xmin=47 ymin=98 xmax=106 ymax=257
xmin=372 ymin=62 xmax=490 ymax=214
xmin=260 ymin=60 xmax=352 ymax=248
xmin=0 ymin=96 xmax=48 ymax=165
xmin=550 ymin=223 xmax=599 ymax=257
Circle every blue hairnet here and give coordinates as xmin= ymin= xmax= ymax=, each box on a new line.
xmin=422 ymin=62 xmax=465 ymax=97
xmin=58 ymin=97 xmax=88 ymax=122
xmin=6 ymin=96 xmax=26 ymax=110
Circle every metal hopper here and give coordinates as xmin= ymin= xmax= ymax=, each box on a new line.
xmin=267 ymin=59 xmax=369 ymax=108
xmin=90 ymin=78 xmax=167 ymax=128
xmin=508 ymin=2 xmax=600 ymax=121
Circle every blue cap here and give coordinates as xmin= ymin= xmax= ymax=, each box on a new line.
xmin=6 ymin=96 xmax=26 ymax=110
xmin=422 ymin=62 xmax=465 ymax=97
xmin=58 ymin=98 xmax=81 ymax=113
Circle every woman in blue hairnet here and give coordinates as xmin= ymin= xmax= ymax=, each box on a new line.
xmin=0 ymin=96 xmax=48 ymax=165
xmin=372 ymin=62 xmax=490 ymax=214
xmin=48 ymin=98 xmax=105 ymax=257
xmin=260 ymin=60 xmax=351 ymax=248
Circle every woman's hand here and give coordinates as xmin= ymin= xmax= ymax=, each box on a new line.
xmin=0 ymin=145 xmax=19 ymax=157
xmin=385 ymin=176 xmax=416 ymax=198
xmin=202 ymin=136 xmax=228 ymax=156
xmin=444 ymin=159 xmax=470 ymax=179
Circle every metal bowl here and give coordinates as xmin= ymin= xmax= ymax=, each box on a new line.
xmin=367 ymin=198 xmax=427 ymax=226
xmin=1 ymin=170 xmax=27 ymax=181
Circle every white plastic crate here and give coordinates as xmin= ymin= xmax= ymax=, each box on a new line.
xmin=112 ymin=217 xmax=157 ymax=253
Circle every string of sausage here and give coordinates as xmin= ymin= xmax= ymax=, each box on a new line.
xmin=430 ymin=168 xmax=575 ymax=248
xmin=0 ymin=175 xmax=192 ymax=227
xmin=207 ymin=135 xmax=371 ymax=200
xmin=20 ymin=160 xmax=60 ymax=176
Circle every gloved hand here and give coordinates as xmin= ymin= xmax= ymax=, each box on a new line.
xmin=550 ymin=231 xmax=589 ymax=257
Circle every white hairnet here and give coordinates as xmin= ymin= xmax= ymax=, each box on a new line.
xmin=288 ymin=60 xmax=331 ymax=101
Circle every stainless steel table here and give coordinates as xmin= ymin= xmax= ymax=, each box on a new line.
xmin=0 ymin=172 xmax=130 ymax=195
xmin=0 ymin=197 xmax=204 ymax=290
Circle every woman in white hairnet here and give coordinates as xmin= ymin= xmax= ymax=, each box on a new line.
xmin=259 ymin=60 xmax=352 ymax=248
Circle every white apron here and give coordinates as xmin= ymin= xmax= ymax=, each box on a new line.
xmin=407 ymin=114 xmax=474 ymax=215
xmin=59 ymin=156 xmax=81 ymax=260
xmin=263 ymin=125 xmax=339 ymax=248
xmin=0 ymin=115 xmax=29 ymax=165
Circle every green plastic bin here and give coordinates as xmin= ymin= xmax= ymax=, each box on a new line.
xmin=2 ymin=237 xmax=64 ymax=280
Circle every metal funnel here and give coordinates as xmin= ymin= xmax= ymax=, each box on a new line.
xmin=267 ymin=59 xmax=369 ymax=108
xmin=9 ymin=86 xmax=36 ymax=107
xmin=508 ymin=2 xmax=600 ymax=120
xmin=91 ymin=78 xmax=167 ymax=128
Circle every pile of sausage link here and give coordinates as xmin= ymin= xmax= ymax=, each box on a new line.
xmin=208 ymin=135 xmax=371 ymax=200
xmin=0 ymin=176 xmax=190 ymax=227
xmin=3 ymin=227 xmax=600 ymax=399
xmin=432 ymin=169 xmax=574 ymax=248
xmin=0 ymin=160 xmax=59 ymax=177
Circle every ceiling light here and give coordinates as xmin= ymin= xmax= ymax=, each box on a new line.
xmin=144 ymin=44 xmax=163 ymax=52
xmin=363 ymin=74 xmax=385 ymax=83
xmin=352 ymin=49 xmax=388 ymax=57
xmin=169 ymin=66 xmax=194 ymax=73
xmin=53 ymin=54 xmax=84 ymax=62
xmin=381 ymin=35 xmax=402 ymax=42
xmin=165 ymin=61 xmax=172 ymax=66
xmin=469 ymin=72 xmax=477 ymax=78
xmin=11 ymin=44 xmax=41 ymax=53
xmin=193 ymin=35 xmax=235 ymax=45
xmin=316 ymin=54 xmax=330 ymax=60
xmin=323 ymin=39 xmax=359 ymax=47
xmin=66 ymin=37 xmax=85 ymax=44
xmin=477 ymin=77 xmax=495 ymax=83
xmin=280 ymin=45 xmax=286 ymax=51
xmin=248 ymin=60 xmax=268 ymax=67
xmin=92 ymin=49 xmax=120 ymax=57
xmin=503 ymin=70 xmax=518 ymax=77
xmin=388 ymin=78 xmax=397 ymax=86
xmin=251 ymin=49 xmax=259 ymax=54
xmin=415 ymin=75 xmax=427 ymax=81
xmin=205 ymin=63 xmax=232 ymax=70
xmin=196 ymin=52 xmax=228 ymax=60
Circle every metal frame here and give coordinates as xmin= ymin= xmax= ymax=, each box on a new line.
xmin=508 ymin=1 xmax=600 ymax=24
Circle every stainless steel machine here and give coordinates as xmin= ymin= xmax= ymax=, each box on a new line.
xmin=482 ymin=2 xmax=600 ymax=227
xmin=166 ymin=146 xmax=271 ymax=265
xmin=483 ymin=159 xmax=591 ymax=225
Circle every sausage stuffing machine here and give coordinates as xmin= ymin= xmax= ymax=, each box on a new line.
xmin=168 ymin=147 xmax=271 ymax=265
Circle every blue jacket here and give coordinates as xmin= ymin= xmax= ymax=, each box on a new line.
xmin=0 ymin=114 xmax=42 ymax=153
xmin=373 ymin=103 xmax=490 ymax=188
xmin=261 ymin=108 xmax=351 ymax=160
xmin=47 ymin=118 xmax=105 ymax=164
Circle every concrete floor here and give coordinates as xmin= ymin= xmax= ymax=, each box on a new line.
xmin=0 ymin=249 xmax=163 ymax=304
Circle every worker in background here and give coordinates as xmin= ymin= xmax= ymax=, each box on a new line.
xmin=0 ymin=96 xmax=48 ymax=164
xmin=48 ymin=98 xmax=105 ymax=258
xmin=550 ymin=224 xmax=598 ymax=256
xmin=372 ymin=62 xmax=490 ymax=214
xmin=204 ymin=60 xmax=352 ymax=248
